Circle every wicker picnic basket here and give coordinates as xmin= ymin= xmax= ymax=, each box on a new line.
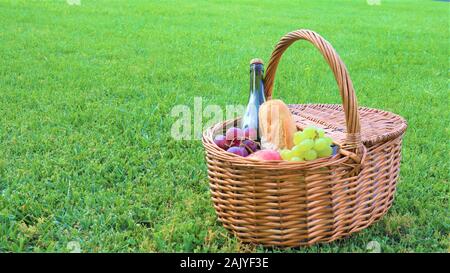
xmin=202 ymin=29 xmax=407 ymax=247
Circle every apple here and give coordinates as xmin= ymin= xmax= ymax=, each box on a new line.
xmin=247 ymin=150 xmax=282 ymax=161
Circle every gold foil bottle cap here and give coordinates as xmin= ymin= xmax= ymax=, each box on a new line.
xmin=250 ymin=58 xmax=264 ymax=65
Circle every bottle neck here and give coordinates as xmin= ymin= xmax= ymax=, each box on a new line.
xmin=249 ymin=63 xmax=265 ymax=96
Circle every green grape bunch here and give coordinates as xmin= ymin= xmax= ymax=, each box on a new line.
xmin=281 ymin=126 xmax=335 ymax=162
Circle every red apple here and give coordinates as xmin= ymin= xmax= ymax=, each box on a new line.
xmin=247 ymin=150 xmax=282 ymax=161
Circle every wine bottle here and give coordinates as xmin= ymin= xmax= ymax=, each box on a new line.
xmin=242 ymin=58 xmax=266 ymax=140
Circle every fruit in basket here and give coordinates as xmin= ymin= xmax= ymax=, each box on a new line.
xmin=225 ymin=127 xmax=244 ymax=140
xmin=324 ymin=137 xmax=333 ymax=145
xmin=293 ymin=131 xmax=307 ymax=145
xmin=227 ymin=146 xmax=249 ymax=157
xmin=242 ymin=139 xmax=259 ymax=153
xmin=214 ymin=127 xmax=262 ymax=155
xmin=316 ymin=128 xmax=325 ymax=138
xmin=332 ymin=145 xmax=339 ymax=155
xmin=259 ymin=99 xmax=297 ymax=150
xmin=213 ymin=135 xmax=228 ymax=150
xmin=291 ymin=156 xmax=304 ymax=162
xmin=281 ymin=125 xmax=337 ymax=162
xmin=280 ymin=149 xmax=294 ymax=161
xmin=297 ymin=139 xmax=314 ymax=152
xmin=213 ymin=134 xmax=241 ymax=150
xmin=317 ymin=145 xmax=333 ymax=157
xmin=243 ymin=127 xmax=257 ymax=140
xmin=303 ymin=149 xmax=318 ymax=161
xmin=313 ymin=138 xmax=328 ymax=151
xmin=248 ymin=150 xmax=281 ymax=161
xmin=303 ymin=127 xmax=316 ymax=139
xmin=226 ymin=138 xmax=241 ymax=147
xmin=291 ymin=145 xmax=302 ymax=157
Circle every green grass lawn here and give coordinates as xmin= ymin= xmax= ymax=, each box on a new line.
xmin=0 ymin=0 xmax=448 ymax=253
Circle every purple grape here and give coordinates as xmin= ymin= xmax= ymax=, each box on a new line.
xmin=226 ymin=138 xmax=241 ymax=148
xmin=227 ymin=146 xmax=249 ymax=157
xmin=331 ymin=144 xmax=339 ymax=156
xmin=225 ymin=127 xmax=243 ymax=140
xmin=243 ymin=127 xmax=257 ymax=140
xmin=213 ymin=135 xmax=227 ymax=150
xmin=241 ymin=139 xmax=259 ymax=153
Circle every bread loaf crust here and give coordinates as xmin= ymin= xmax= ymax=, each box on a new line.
xmin=259 ymin=99 xmax=297 ymax=150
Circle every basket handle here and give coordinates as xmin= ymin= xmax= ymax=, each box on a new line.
xmin=264 ymin=29 xmax=361 ymax=137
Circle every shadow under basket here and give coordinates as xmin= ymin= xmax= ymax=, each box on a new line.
xmin=202 ymin=29 xmax=407 ymax=247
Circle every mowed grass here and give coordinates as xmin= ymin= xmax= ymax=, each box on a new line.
xmin=0 ymin=0 xmax=448 ymax=252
